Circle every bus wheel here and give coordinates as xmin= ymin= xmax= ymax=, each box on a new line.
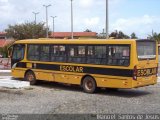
xmin=82 ymin=76 xmax=97 ymax=93
xmin=25 ymin=71 xmax=36 ymax=85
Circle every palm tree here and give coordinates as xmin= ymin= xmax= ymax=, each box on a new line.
xmin=148 ymin=32 xmax=160 ymax=43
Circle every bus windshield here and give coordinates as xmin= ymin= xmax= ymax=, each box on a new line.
xmin=137 ymin=40 xmax=156 ymax=60
xmin=12 ymin=44 xmax=25 ymax=61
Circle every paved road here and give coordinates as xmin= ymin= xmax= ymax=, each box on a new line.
xmin=0 ymin=69 xmax=160 ymax=115
xmin=0 ymin=80 xmax=160 ymax=114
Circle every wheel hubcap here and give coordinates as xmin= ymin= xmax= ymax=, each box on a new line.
xmin=85 ymin=80 xmax=93 ymax=90
xmin=27 ymin=74 xmax=34 ymax=81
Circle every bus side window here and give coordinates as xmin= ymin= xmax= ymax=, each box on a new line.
xmin=40 ymin=45 xmax=50 ymax=61
xmin=27 ymin=45 xmax=40 ymax=61
xmin=68 ymin=46 xmax=86 ymax=64
xmin=87 ymin=46 xmax=106 ymax=65
xmin=51 ymin=45 xmax=66 ymax=62
xmin=107 ymin=45 xmax=130 ymax=66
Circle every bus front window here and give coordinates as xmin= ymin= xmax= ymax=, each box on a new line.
xmin=12 ymin=44 xmax=25 ymax=66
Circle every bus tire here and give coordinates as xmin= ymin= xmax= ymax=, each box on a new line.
xmin=25 ymin=71 xmax=37 ymax=85
xmin=82 ymin=76 xmax=97 ymax=93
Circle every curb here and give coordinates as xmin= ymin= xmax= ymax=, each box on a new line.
xmin=0 ymin=70 xmax=11 ymax=73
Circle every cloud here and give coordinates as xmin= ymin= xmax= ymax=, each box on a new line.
xmin=84 ymin=17 xmax=100 ymax=26
xmin=109 ymin=0 xmax=125 ymax=5
xmin=0 ymin=0 xmax=8 ymax=5
xmin=79 ymin=0 xmax=93 ymax=8
xmin=111 ymin=15 xmax=160 ymax=38
xmin=0 ymin=0 xmax=160 ymax=39
xmin=113 ymin=15 xmax=158 ymax=29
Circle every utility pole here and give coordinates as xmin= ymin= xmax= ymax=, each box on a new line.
xmin=106 ymin=0 xmax=109 ymax=39
xmin=70 ymin=0 xmax=74 ymax=39
xmin=32 ymin=12 xmax=39 ymax=24
xmin=51 ymin=16 xmax=57 ymax=38
xmin=43 ymin=4 xmax=51 ymax=38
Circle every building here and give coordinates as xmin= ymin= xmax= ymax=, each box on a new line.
xmin=0 ymin=39 xmax=13 ymax=48
xmin=0 ymin=32 xmax=14 ymax=57
xmin=0 ymin=31 xmax=98 ymax=47
xmin=50 ymin=32 xmax=97 ymax=39
xmin=0 ymin=32 xmax=7 ymax=48
xmin=0 ymin=32 xmax=6 ymax=39
xmin=0 ymin=32 xmax=14 ymax=48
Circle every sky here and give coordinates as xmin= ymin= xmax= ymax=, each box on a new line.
xmin=0 ymin=0 xmax=160 ymax=38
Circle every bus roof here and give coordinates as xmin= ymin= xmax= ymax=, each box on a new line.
xmin=13 ymin=39 xmax=157 ymax=45
xmin=13 ymin=38 xmax=138 ymax=45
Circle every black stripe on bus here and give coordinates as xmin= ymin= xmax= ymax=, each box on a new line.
xmin=16 ymin=62 xmax=133 ymax=77
xmin=16 ymin=62 xmax=27 ymax=68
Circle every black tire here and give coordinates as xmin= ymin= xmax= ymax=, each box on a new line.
xmin=24 ymin=71 xmax=37 ymax=85
xmin=82 ymin=76 xmax=97 ymax=93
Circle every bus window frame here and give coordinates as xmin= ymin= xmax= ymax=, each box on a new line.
xmin=26 ymin=43 xmax=131 ymax=67
xmin=27 ymin=44 xmax=67 ymax=63
xmin=66 ymin=44 xmax=130 ymax=67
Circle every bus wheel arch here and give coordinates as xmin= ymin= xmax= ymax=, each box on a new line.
xmin=81 ymin=75 xmax=97 ymax=93
xmin=24 ymin=70 xmax=37 ymax=85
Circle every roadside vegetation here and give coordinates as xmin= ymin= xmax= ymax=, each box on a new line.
xmin=0 ymin=44 xmax=11 ymax=58
xmin=5 ymin=22 xmax=50 ymax=40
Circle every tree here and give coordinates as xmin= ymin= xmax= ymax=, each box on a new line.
xmin=148 ymin=32 xmax=160 ymax=43
xmin=109 ymin=30 xmax=118 ymax=38
xmin=130 ymin=32 xmax=138 ymax=39
xmin=84 ymin=29 xmax=92 ymax=32
xmin=5 ymin=22 xmax=49 ymax=40
xmin=0 ymin=45 xmax=10 ymax=58
xmin=109 ymin=30 xmax=130 ymax=39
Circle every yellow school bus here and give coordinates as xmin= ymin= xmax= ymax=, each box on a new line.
xmin=9 ymin=39 xmax=158 ymax=93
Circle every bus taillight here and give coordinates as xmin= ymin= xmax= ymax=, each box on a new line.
xmin=133 ymin=65 xmax=137 ymax=80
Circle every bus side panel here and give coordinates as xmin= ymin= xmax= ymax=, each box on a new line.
xmin=33 ymin=70 xmax=82 ymax=85
xmin=68 ymin=74 xmax=81 ymax=84
xmin=94 ymin=75 xmax=133 ymax=89
xmin=34 ymin=70 xmax=54 ymax=82
xmin=12 ymin=69 xmax=26 ymax=79
xmin=53 ymin=72 xmax=81 ymax=85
